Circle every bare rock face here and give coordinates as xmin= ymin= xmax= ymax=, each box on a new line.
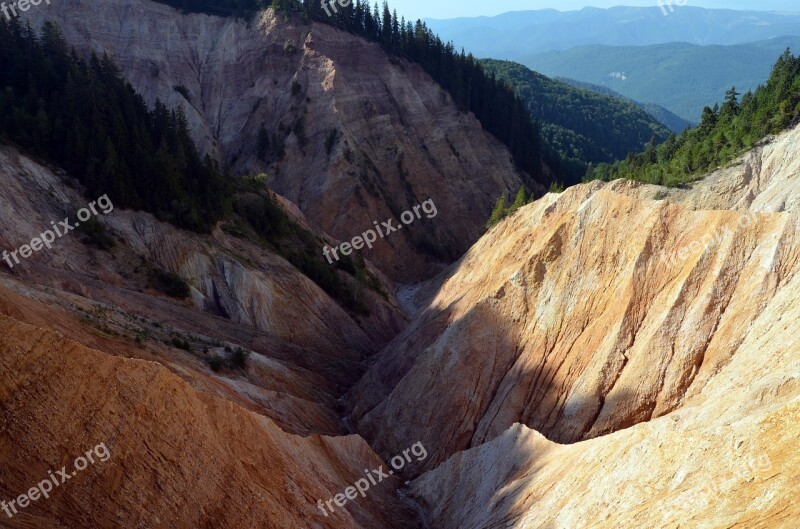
xmin=0 ymin=143 xmax=406 ymax=436
xmin=0 ymin=316 xmax=420 ymax=529
xmin=348 ymin=141 xmax=800 ymax=480
xmin=410 ymin=262 xmax=800 ymax=526
xmin=22 ymin=0 xmax=533 ymax=282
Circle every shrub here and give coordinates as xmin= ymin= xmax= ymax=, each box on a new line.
xmin=173 ymin=84 xmax=191 ymax=102
xmin=486 ymin=195 xmax=508 ymax=229
xmin=234 ymin=192 xmax=290 ymax=241
xmin=208 ymin=355 xmax=223 ymax=372
xmin=256 ymin=124 xmax=269 ymax=161
xmin=170 ymin=336 xmax=191 ymax=351
xmin=291 ymin=80 xmax=302 ymax=96
xmin=509 ymin=186 xmax=528 ymax=213
xmin=77 ymin=217 xmax=115 ymax=250
xmin=231 ymin=347 xmax=250 ymax=369
xmin=148 ymin=268 xmax=191 ymax=299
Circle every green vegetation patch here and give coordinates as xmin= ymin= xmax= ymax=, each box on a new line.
xmin=588 ymin=49 xmax=800 ymax=187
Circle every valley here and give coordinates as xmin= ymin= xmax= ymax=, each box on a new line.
xmin=0 ymin=1 xmax=799 ymax=528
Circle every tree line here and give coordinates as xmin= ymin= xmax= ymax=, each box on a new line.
xmin=589 ymin=49 xmax=800 ymax=186
xmin=0 ymin=18 xmax=229 ymax=232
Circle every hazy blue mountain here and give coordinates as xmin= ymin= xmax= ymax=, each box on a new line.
xmin=425 ymin=7 xmax=800 ymax=59
xmin=556 ymin=77 xmax=694 ymax=133
xmin=520 ymin=36 xmax=800 ymax=122
xmin=479 ymin=59 xmax=672 ymax=182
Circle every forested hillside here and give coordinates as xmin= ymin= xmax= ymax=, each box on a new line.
xmin=0 ymin=19 xmax=228 ymax=232
xmin=481 ymin=59 xmax=671 ymax=182
xmin=590 ymin=50 xmax=800 ymax=186
xmin=556 ymin=77 xmax=693 ymax=134
xmin=153 ymin=0 xmax=546 ymax=186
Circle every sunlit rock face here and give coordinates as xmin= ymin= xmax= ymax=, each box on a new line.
xmin=349 ymin=129 xmax=800 ymax=529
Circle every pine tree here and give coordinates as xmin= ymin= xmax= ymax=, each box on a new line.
xmin=391 ymin=9 xmax=399 ymax=51
xmin=256 ymin=123 xmax=269 ymax=161
xmin=372 ymin=2 xmax=381 ymax=40
xmin=509 ymin=186 xmax=527 ymax=213
xmin=381 ymin=2 xmax=391 ymax=46
xmin=644 ymin=136 xmax=658 ymax=164
xmin=722 ymin=86 xmax=740 ymax=117
xmin=581 ymin=163 xmax=594 ymax=182
xmin=486 ymin=195 xmax=508 ymax=228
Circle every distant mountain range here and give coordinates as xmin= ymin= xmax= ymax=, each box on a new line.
xmin=556 ymin=78 xmax=694 ymax=133
xmin=520 ymin=36 xmax=800 ymax=122
xmin=424 ymin=6 xmax=800 ymax=58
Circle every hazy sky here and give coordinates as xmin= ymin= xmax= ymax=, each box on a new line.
xmin=384 ymin=1 xmax=800 ymax=21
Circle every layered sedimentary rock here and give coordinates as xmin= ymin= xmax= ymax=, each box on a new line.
xmin=0 ymin=316 xmax=420 ymax=529
xmin=23 ymin=0 xmax=533 ymax=282
xmin=408 ymin=206 xmax=800 ymax=525
xmin=349 ymin=138 xmax=800 ymax=481
xmin=0 ymin=142 xmax=406 ymax=437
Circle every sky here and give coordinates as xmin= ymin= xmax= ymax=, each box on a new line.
xmin=384 ymin=1 xmax=800 ymax=21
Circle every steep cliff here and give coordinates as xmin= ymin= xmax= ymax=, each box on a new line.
xmin=0 ymin=141 xmax=410 ymax=438
xmin=22 ymin=0 xmax=534 ymax=282
xmin=2 ymin=121 xmax=799 ymax=526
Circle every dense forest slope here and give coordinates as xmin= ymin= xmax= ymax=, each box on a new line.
xmin=481 ymin=59 xmax=671 ymax=181
xmin=557 ymin=77 xmax=693 ymax=134
xmin=0 ymin=20 xmax=227 ymax=233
